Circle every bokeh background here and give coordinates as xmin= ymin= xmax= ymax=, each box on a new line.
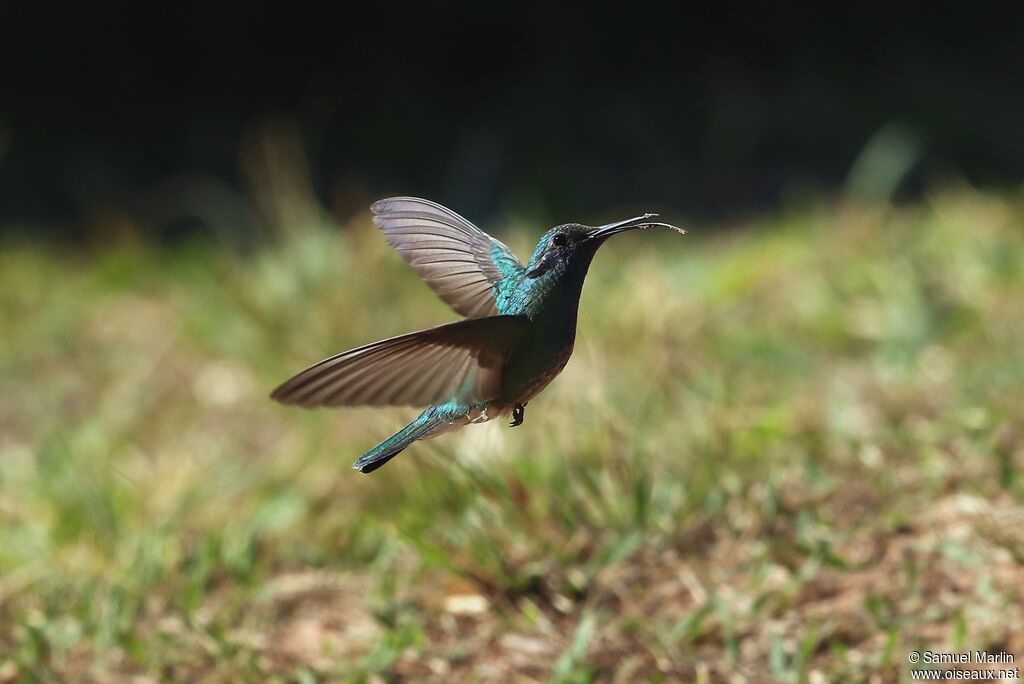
xmin=2 ymin=4 xmax=1024 ymax=682
xmin=4 ymin=4 xmax=1024 ymax=238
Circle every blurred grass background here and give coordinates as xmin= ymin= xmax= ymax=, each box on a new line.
xmin=2 ymin=169 xmax=1023 ymax=681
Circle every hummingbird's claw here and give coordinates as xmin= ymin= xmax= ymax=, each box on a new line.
xmin=510 ymin=403 xmax=526 ymax=427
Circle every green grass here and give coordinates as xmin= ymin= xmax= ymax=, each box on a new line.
xmin=2 ymin=187 xmax=1023 ymax=682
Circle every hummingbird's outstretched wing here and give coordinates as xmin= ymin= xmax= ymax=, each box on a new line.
xmin=270 ymin=315 xmax=528 ymax=408
xmin=371 ymin=197 xmax=525 ymax=318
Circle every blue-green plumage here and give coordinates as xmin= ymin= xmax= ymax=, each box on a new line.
xmin=351 ymin=402 xmax=477 ymax=473
xmin=271 ymin=197 xmax=684 ymax=473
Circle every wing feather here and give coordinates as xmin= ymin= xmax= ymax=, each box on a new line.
xmin=270 ymin=315 xmax=528 ymax=408
xmin=372 ymin=197 xmax=525 ymax=318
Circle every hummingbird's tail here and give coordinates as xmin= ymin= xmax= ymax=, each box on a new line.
xmin=352 ymin=407 xmax=450 ymax=474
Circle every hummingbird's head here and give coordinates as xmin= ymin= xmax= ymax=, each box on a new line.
xmin=525 ymin=214 xmax=685 ymax=280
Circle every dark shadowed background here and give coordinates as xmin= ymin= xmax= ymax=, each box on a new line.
xmin=2 ymin=3 xmax=1023 ymax=239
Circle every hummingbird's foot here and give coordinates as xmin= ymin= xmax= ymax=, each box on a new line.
xmin=510 ymin=403 xmax=526 ymax=427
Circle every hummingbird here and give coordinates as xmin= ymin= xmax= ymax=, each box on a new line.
xmin=271 ymin=197 xmax=685 ymax=473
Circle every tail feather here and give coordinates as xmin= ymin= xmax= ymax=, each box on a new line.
xmin=352 ymin=409 xmax=447 ymax=474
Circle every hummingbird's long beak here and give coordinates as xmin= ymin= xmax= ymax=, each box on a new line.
xmin=587 ymin=213 xmax=686 ymax=240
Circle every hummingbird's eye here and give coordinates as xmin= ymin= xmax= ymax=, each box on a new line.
xmin=552 ymin=233 xmax=568 ymax=247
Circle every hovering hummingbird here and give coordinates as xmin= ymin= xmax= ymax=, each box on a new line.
xmin=271 ymin=197 xmax=685 ymax=473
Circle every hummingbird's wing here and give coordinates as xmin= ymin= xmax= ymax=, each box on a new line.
xmin=371 ymin=197 xmax=525 ymax=318
xmin=270 ymin=315 xmax=528 ymax=408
